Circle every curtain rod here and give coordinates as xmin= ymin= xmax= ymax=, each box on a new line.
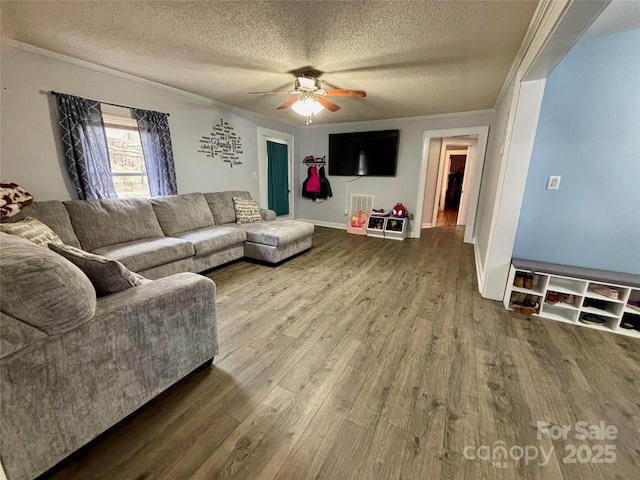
xmin=50 ymin=91 xmax=169 ymax=116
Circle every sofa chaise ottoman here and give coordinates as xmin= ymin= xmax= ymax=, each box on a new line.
xmin=204 ymin=191 xmax=315 ymax=264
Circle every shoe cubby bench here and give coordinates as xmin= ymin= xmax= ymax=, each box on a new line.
xmin=504 ymin=258 xmax=640 ymax=338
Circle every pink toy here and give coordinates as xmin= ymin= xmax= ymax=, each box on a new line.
xmin=347 ymin=210 xmax=368 ymax=235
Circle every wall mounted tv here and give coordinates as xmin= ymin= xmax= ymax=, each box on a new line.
xmin=328 ymin=129 xmax=399 ymax=176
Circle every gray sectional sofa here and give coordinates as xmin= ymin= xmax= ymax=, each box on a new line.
xmin=0 ymin=191 xmax=313 ymax=480
xmin=5 ymin=190 xmax=314 ymax=278
xmin=0 ymin=233 xmax=218 ymax=480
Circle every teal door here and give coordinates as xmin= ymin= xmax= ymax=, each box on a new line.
xmin=266 ymin=140 xmax=289 ymax=216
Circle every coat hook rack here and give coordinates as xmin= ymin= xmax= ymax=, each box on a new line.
xmin=302 ymin=155 xmax=326 ymax=165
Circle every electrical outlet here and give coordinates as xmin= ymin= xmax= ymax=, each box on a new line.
xmin=252 ymin=172 xmax=258 ymax=179
xmin=547 ymin=175 xmax=561 ymax=190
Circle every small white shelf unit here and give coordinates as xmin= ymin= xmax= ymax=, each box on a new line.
xmin=366 ymin=216 xmax=407 ymax=240
xmin=504 ymin=259 xmax=640 ymax=338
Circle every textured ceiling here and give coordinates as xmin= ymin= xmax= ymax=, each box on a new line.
xmin=1 ymin=0 xmax=539 ymax=125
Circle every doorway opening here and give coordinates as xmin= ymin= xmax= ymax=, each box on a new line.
xmin=413 ymin=126 xmax=488 ymax=243
xmin=438 ymin=152 xmax=467 ymax=226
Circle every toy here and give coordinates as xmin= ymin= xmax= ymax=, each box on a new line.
xmin=347 ymin=210 xmax=369 ymax=235
xmin=350 ymin=210 xmax=367 ymax=227
xmin=392 ymin=203 xmax=407 ymax=218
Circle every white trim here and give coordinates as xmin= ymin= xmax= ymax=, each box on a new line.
xmin=495 ymin=0 xmax=569 ymax=108
xmin=5 ymin=39 xmax=496 ymax=129
xmin=437 ymin=148 xmax=468 ymax=219
xmin=414 ymin=126 xmax=489 ymax=244
xmin=301 ymin=109 xmax=496 ymax=130
xmin=3 ymin=39 xmax=300 ymax=127
xmin=414 ymin=131 xmax=432 ymax=236
xmin=474 ymin=240 xmax=486 ymax=294
xmin=481 ymin=78 xmax=547 ymax=300
xmin=257 ymin=128 xmax=295 ymax=219
xmin=296 ymin=219 xmax=347 ymax=230
xmin=421 ymin=222 xmax=433 ymax=229
xmin=522 ymin=0 xmax=610 ymax=81
xmin=458 ymin=144 xmax=476 ymax=226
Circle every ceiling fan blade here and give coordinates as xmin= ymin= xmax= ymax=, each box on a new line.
xmin=316 ymin=96 xmax=341 ymax=112
xmin=324 ymin=89 xmax=367 ymax=98
xmin=277 ymin=97 xmax=300 ymax=110
xmin=249 ymin=91 xmax=296 ymax=95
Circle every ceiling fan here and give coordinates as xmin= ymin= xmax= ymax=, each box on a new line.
xmin=249 ymin=71 xmax=366 ymax=123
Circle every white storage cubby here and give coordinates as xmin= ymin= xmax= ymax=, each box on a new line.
xmin=384 ymin=217 xmax=407 ymax=241
xmin=504 ymin=260 xmax=640 ymax=338
xmin=366 ymin=216 xmax=386 ymax=238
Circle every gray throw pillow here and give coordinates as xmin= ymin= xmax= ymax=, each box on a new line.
xmin=48 ymin=243 xmax=144 ymax=297
xmin=0 ymin=216 xmax=64 ymax=247
xmin=233 ymin=197 xmax=263 ymax=224
xmin=1 ymin=232 xmax=96 ymax=335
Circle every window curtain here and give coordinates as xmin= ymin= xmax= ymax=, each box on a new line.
xmin=132 ymin=109 xmax=177 ymax=196
xmin=266 ymin=141 xmax=289 ymax=216
xmin=55 ymin=93 xmax=117 ymax=200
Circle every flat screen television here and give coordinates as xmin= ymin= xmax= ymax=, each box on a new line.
xmin=328 ymin=129 xmax=399 ymax=176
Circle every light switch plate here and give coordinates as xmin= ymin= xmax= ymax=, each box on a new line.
xmin=547 ymin=175 xmax=561 ymax=190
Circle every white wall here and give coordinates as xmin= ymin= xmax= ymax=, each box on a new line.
xmin=297 ymin=112 xmax=494 ymax=236
xmin=0 ymin=43 xmax=299 ymax=201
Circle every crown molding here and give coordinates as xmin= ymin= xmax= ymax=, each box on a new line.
xmin=2 ymin=38 xmax=496 ymax=129
xmin=494 ymin=0 xmax=571 ymax=109
xmin=302 ymin=108 xmax=496 ymax=130
xmin=2 ymin=39 xmax=300 ymax=127
xmin=494 ymin=0 xmax=609 ymax=109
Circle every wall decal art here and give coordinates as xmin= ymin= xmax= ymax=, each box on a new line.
xmin=197 ymin=118 xmax=244 ymax=167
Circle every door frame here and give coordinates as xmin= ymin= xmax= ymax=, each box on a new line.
xmin=458 ymin=144 xmax=477 ymax=226
xmin=414 ymin=125 xmax=489 ymax=243
xmin=257 ymin=128 xmax=294 ymax=218
xmin=436 ymin=148 xmax=468 ymax=220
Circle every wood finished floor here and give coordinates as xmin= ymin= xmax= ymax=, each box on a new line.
xmin=437 ymin=207 xmax=459 ymax=226
xmin=47 ymin=227 xmax=640 ymax=480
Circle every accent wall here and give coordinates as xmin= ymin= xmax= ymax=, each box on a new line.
xmin=513 ymin=29 xmax=640 ymax=274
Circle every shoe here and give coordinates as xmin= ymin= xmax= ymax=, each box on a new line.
xmin=579 ymin=313 xmax=606 ymax=325
xmin=627 ymin=300 xmax=640 ymax=313
xmin=585 ymin=299 xmax=607 ymax=311
xmin=523 ymin=274 xmax=534 ymax=290
xmin=620 ymin=314 xmax=635 ymax=329
xmin=512 ymin=295 xmax=539 ymax=315
xmin=593 ymin=285 xmax=619 ymax=299
xmin=514 ymin=274 xmax=524 ymax=288
xmin=559 ymin=294 xmax=575 ymax=305
xmin=546 ymin=292 xmax=559 ymax=304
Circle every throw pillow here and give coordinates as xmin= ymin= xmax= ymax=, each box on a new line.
xmin=233 ymin=197 xmax=263 ymax=224
xmin=48 ymin=243 xmax=144 ymax=297
xmin=0 ymin=216 xmax=64 ymax=247
xmin=0 ymin=182 xmax=33 ymax=219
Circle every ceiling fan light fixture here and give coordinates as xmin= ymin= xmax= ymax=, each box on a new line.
xmin=291 ymin=97 xmax=324 ymax=116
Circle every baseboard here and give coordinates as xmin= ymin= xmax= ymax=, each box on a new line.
xmin=296 ymin=219 xmax=347 ymax=230
xmin=421 ymin=222 xmax=433 ymax=228
xmin=473 ymin=239 xmax=486 ymax=295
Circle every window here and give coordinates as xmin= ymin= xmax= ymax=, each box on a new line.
xmin=102 ymin=110 xmax=150 ymax=198
xmin=55 ymin=92 xmax=177 ymax=200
